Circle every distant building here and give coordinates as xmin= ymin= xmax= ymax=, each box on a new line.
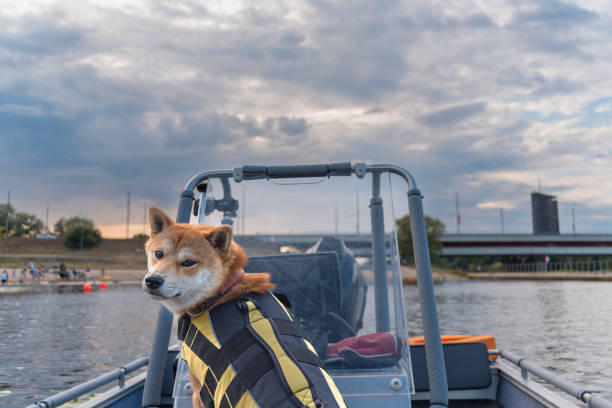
xmin=531 ymin=192 xmax=560 ymax=235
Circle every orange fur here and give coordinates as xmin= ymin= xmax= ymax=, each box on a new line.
xmin=189 ymin=372 xmax=205 ymax=408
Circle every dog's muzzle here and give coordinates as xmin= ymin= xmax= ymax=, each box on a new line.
xmin=142 ymin=274 xmax=182 ymax=299
xmin=145 ymin=274 xmax=164 ymax=290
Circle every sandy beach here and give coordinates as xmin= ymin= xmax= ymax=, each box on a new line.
xmin=361 ymin=265 xmax=465 ymax=284
xmin=0 ymin=267 xmax=147 ymax=285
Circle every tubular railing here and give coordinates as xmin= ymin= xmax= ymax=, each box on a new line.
xmin=491 ymin=349 xmax=612 ymax=408
xmin=26 ymin=356 xmax=149 ymax=408
xmin=142 ymin=162 xmax=449 ymax=408
xmin=498 ymin=261 xmax=612 ymax=273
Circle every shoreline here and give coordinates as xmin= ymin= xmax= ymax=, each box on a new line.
xmin=467 ymin=271 xmax=612 ymax=281
xmin=0 ymin=280 xmax=141 ymax=295
xmin=0 ymin=268 xmax=147 ymax=295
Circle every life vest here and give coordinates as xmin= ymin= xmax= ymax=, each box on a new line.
xmin=178 ymin=291 xmax=346 ymax=408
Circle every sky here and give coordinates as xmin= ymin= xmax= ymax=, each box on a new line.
xmin=2 ymin=0 xmax=612 ymax=237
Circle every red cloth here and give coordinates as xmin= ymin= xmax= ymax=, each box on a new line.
xmin=327 ymin=332 xmax=399 ymax=357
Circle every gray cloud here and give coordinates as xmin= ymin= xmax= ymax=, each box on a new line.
xmin=419 ymin=103 xmax=486 ymax=128
xmin=511 ymin=1 xmax=597 ymax=28
xmin=276 ymin=116 xmax=310 ymax=136
xmin=0 ymin=10 xmax=84 ymax=55
xmin=531 ymin=78 xmax=586 ymax=97
xmin=2 ymin=1 xmax=612 ymax=233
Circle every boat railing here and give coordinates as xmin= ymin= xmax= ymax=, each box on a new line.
xmin=490 ymin=349 xmax=612 ymax=408
xmin=25 ymin=356 xmax=149 ymax=408
xmin=142 ymin=162 xmax=449 ymax=408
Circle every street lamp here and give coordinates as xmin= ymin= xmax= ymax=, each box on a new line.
xmin=45 ymin=201 xmax=49 ymax=233
xmin=78 ymin=212 xmax=85 ymax=254
xmin=5 ymin=190 xmax=10 ymax=238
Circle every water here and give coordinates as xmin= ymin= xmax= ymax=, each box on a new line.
xmin=403 ymin=280 xmax=612 ymax=400
xmin=0 ymin=287 xmax=164 ymax=407
xmin=1 ymin=281 xmax=611 ymax=407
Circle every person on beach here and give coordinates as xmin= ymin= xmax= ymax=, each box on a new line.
xmin=1 ymin=270 xmax=8 ymax=285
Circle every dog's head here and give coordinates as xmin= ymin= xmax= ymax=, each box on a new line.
xmin=142 ymin=206 xmax=247 ymax=314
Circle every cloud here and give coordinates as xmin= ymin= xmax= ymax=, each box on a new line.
xmin=0 ymin=10 xmax=84 ymax=55
xmin=2 ymin=0 xmax=612 ymax=235
xmin=275 ymin=116 xmax=310 ymax=136
xmin=419 ymin=102 xmax=486 ymax=128
xmin=531 ymin=79 xmax=586 ymax=98
xmin=594 ymin=103 xmax=612 ymax=114
xmin=364 ymin=107 xmax=385 ymax=114
xmin=511 ymin=1 xmax=597 ymax=28
xmin=0 ymin=104 xmax=46 ymax=116
xmin=477 ymin=201 xmax=517 ymax=210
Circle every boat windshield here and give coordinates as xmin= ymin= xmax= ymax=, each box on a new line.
xmin=194 ymin=172 xmax=412 ymax=374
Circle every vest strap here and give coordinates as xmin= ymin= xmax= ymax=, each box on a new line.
xmin=191 ymin=331 xmax=219 ymax=367
xmin=204 ymin=369 xmax=217 ymax=395
xmin=287 ymin=346 xmax=325 ymax=369
xmin=222 ymin=353 xmax=275 ymax=408
xmin=273 ymin=318 xmax=307 ymax=339
xmin=177 ymin=314 xmax=191 ymax=341
xmin=241 ymin=300 xmax=320 ymax=407
xmin=199 ymin=376 xmax=215 ymax=408
xmin=210 ymin=327 xmax=253 ymax=375
xmin=221 ymin=344 xmax=323 ymax=408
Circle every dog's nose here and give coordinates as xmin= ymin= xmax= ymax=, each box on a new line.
xmin=145 ymin=274 xmax=164 ymax=290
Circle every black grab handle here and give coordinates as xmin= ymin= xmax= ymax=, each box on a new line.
xmin=240 ymin=162 xmax=352 ymax=180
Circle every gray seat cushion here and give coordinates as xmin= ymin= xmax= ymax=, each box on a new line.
xmin=410 ymin=342 xmax=492 ymax=391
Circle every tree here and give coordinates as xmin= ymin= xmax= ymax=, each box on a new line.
xmin=55 ymin=216 xmax=94 ymax=236
xmin=54 ymin=217 xmax=66 ymax=235
xmin=0 ymin=204 xmax=16 ymax=235
xmin=13 ymin=212 xmax=44 ymax=237
xmin=396 ymin=214 xmax=445 ymax=264
xmin=0 ymin=204 xmax=43 ymax=237
xmin=64 ymin=225 xmax=102 ymax=249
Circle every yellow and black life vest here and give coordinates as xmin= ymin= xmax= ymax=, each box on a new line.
xmin=178 ymin=291 xmax=346 ymax=408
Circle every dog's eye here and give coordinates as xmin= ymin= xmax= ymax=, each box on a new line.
xmin=154 ymin=250 xmax=163 ymax=259
xmin=181 ymin=259 xmax=196 ymax=267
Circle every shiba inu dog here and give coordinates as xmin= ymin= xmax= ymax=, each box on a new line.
xmin=142 ymin=207 xmax=346 ymax=408
xmin=142 ymin=206 xmax=274 ymax=315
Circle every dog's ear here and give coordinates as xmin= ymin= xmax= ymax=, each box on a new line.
xmin=149 ymin=206 xmax=174 ymax=236
xmin=207 ymin=225 xmax=232 ymax=254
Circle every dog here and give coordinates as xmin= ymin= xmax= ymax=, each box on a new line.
xmin=142 ymin=206 xmax=346 ymax=408
xmin=142 ymin=206 xmax=274 ymax=315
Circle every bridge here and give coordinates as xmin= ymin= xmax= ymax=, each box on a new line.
xmin=440 ymin=234 xmax=612 ymax=257
xmin=240 ymin=233 xmax=612 ymax=258
xmin=238 ymin=234 xmax=376 ymax=257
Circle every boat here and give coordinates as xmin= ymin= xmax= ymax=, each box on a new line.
xmin=26 ymin=162 xmax=612 ymax=408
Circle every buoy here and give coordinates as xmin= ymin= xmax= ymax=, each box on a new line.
xmin=83 ymin=283 xmax=92 ymax=293
xmin=100 ymin=281 xmax=107 ymax=290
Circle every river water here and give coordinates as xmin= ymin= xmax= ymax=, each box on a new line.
xmin=1 ymin=280 xmax=611 ymax=407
